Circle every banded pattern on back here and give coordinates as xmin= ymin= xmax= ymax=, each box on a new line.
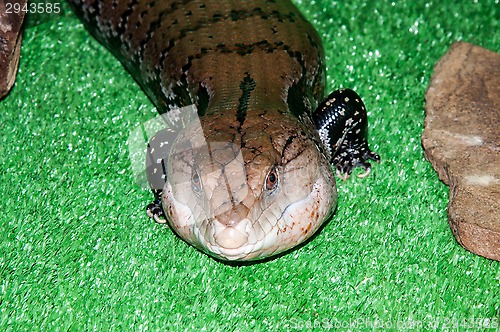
xmin=68 ymin=0 xmax=325 ymax=117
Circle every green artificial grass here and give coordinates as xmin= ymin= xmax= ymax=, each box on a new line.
xmin=1 ymin=0 xmax=499 ymax=330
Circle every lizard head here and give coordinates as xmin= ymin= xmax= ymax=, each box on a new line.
xmin=150 ymin=108 xmax=337 ymax=261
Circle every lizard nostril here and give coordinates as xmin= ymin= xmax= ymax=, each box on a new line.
xmin=214 ymin=204 xmax=250 ymax=227
xmin=215 ymin=204 xmax=249 ymax=227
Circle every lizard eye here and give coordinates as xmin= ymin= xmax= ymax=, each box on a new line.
xmin=192 ymin=170 xmax=202 ymax=194
xmin=265 ymin=166 xmax=279 ymax=192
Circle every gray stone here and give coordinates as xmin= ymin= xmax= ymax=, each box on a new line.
xmin=423 ymin=42 xmax=500 ymax=261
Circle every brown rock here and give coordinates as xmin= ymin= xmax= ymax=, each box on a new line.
xmin=0 ymin=0 xmax=27 ymax=98
xmin=423 ymin=42 xmax=500 ymax=261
